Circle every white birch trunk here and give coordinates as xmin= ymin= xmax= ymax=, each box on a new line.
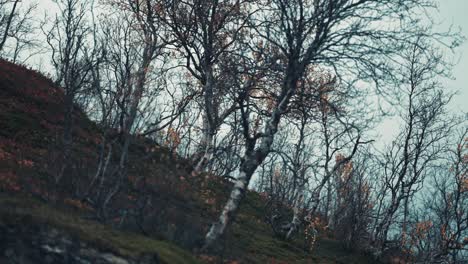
xmin=285 ymin=193 xmax=303 ymax=240
xmin=194 ymin=116 xmax=214 ymax=173
xmin=203 ymin=74 xmax=298 ymax=250
xmin=203 ymin=156 xmax=258 ymax=249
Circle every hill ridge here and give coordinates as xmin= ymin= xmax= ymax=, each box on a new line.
xmin=0 ymin=59 xmax=379 ymax=263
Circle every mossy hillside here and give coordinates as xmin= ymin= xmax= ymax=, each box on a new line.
xmin=218 ymin=190 xmax=378 ymax=263
xmin=0 ymin=194 xmax=201 ymax=264
xmin=0 ymin=59 xmax=382 ymax=263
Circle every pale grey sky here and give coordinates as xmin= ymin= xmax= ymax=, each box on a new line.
xmin=436 ymin=0 xmax=468 ymax=112
xmin=377 ymin=0 xmax=468 ymax=141
xmin=34 ymin=0 xmax=467 ymax=109
xmin=33 ymin=0 xmax=466 ymax=143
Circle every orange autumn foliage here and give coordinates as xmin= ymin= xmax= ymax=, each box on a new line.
xmin=165 ymin=127 xmax=181 ymax=151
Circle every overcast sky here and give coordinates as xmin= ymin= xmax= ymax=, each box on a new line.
xmin=435 ymin=0 xmax=468 ymax=111
xmin=35 ymin=0 xmax=467 ymax=108
xmin=34 ymin=0 xmax=467 ymax=138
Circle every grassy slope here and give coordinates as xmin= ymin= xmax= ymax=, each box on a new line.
xmin=0 ymin=194 xmax=201 ymax=264
xmin=0 ymin=59 xmax=378 ymax=263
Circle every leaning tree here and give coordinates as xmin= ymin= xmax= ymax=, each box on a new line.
xmin=203 ymin=0 xmax=461 ymax=251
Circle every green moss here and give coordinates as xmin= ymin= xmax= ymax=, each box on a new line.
xmin=224 ymin=192 xmax=380 ymax=264
xmin=0 ymin=195 xmax=201 ymax=264
xmin=0 ymin=59 xmax=381 ymax=263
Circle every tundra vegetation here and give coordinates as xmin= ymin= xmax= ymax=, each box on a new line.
xmin=0 ymin=0 xmax=467 ymax=263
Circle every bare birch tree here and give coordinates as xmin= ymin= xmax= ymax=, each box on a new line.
xmin=413 ymin=126 xmax=468 ymax=263
xmin=89 ymin=0 xmax=169 ymax=217
xmin=203 ymin=0 xmax=443 ymax=251
xmin=0 ymin=0 xmax=38 ymax=62
xmin=42 ymin=0 xmax=96 ymax=184
xmin=159 ymin=0 xmax=252 ymax=172
xmin=371 ymin=36 xmax=455 ymax=254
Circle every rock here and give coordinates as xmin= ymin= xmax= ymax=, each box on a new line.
xmin=101 ymin=253 xmax=130 ymax=264
xmin=0 ymin=222 xmax=159 ymax=264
